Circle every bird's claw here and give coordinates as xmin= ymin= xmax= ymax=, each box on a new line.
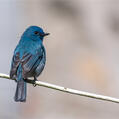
xmin=14 ymin=79 xmax=17 ymax=83
xmin=33 ymin=83 xmax=37 ymax=87
xmin=33 ymin=77 xmax=37 ymax=87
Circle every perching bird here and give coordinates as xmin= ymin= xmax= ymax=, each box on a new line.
xmin=10 ymin=26 xmax=49 ymax=102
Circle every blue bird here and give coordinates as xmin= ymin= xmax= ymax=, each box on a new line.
xmin=10 ymin=26 xmax=49 ymax=102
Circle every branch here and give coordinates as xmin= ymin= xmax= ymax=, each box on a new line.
xmin=0 ymin=73 xmax=119 ymax=104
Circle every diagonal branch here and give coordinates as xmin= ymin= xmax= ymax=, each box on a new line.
xmin=0 ymin=73 xmax=119 ymax=104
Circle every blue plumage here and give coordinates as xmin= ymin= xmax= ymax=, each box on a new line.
xmin=10 ymin=26 xmax=49 ymax=102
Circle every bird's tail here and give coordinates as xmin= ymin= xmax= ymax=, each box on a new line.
xmin=14 ymin=66 xmax=27 ymax=102
xmin=14 ymin=80 xmax=27 ymax=102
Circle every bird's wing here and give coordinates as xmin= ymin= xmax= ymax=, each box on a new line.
xmin=35 ymin=46 xmax=46 ymax=77
xmin=10 ymin=46 xmax=45 ymax=79
xmin=10 ymin=52 xmax=20 ymax=79
xmin=21 ymin=47 xmax=45 ymax=78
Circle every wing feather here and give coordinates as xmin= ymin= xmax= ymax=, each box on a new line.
xmin=10 ymin=46 xmax=45 ymax=79
xmin=10 ymin=52 xmax=20 ymax=79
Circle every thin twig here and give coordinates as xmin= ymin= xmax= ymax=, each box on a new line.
xmin=0 ymin=73 xmax=119 ymax=104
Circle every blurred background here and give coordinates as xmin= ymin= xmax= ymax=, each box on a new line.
xmin=0 ymin=0 xmax=119 ymax=118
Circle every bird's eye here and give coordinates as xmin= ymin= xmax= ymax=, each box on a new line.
xmin=34 ymin=31 xmax=39 ymax=35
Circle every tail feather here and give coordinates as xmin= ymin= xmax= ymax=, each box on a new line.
xmin=14 ymin=80 xmax=27 ymax=102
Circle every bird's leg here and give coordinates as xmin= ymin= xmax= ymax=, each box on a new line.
xmin=33 ymin=76 xmax=37 ymax=87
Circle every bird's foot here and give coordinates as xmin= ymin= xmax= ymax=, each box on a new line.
xmin=33 ymin=83 xmax=37 ymax=87
xmin=14 ymin=79 xmax=17 ymax=83
xmin=33 ymin=77 xmax=37 ymax=87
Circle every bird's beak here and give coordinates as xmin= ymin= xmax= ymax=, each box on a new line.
xmin=44 ymin=33 xmax=50 ymax=37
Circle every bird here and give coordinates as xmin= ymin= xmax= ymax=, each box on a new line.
xmin=10 ymin=26 xmax=49 ymax=102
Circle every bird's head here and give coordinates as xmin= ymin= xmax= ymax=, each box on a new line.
xmin=23 ymin=26 xmax=49 ymax=41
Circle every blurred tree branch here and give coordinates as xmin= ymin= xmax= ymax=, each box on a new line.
xmin=0 ymin=73 xmax=119 ymax=104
